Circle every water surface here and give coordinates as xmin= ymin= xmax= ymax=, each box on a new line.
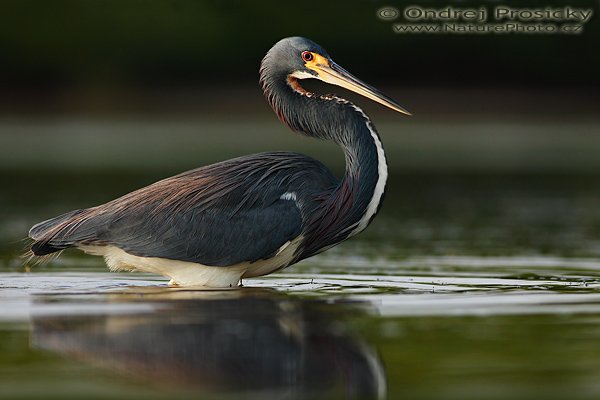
xmin=2 ymin=121 xmax=600 ymax=399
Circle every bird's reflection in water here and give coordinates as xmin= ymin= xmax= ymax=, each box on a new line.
xmin=32 ymin=288 xmax=385 ymax=399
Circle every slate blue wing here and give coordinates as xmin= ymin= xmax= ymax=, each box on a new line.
xmin=29 ymin=152 xmax=338 ymax=266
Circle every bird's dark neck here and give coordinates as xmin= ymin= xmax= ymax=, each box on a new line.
xmin=261 ymin=73 xmax=388 ymax=252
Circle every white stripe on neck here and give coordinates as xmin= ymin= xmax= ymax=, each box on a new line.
xmin=347 ymin=104 xmax=388 ymax=237
xmin=281 ymin=73 xmax=388 ymax=240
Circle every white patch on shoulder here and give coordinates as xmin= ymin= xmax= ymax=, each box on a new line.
xmin=280 ymin=191 xmax=297 ymax=201
xmin=77 ymin=235 xmax=303 ymax=287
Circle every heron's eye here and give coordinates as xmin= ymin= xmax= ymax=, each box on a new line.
xmin=301 ymin=51 xmax=313 ymax=62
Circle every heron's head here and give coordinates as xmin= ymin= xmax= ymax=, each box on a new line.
xmin=261 ymin=37 xmax=411 ymax=116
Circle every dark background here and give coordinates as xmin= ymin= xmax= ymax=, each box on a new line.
xmin=0 ymin=0 xmax=598 ymax=117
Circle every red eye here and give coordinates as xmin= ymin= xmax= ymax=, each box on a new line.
xmin=301 ymin=51 xmax=313 ymax=62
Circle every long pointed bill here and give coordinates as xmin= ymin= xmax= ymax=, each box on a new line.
xmin=306 ymin=55 xmax=411 ymax=116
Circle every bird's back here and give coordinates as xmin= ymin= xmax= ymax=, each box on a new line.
xmin=29 ymin=152 xmax=337 ymax=267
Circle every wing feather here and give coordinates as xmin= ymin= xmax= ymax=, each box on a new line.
xmin=30 ymin=152 xmax=337 ymax=266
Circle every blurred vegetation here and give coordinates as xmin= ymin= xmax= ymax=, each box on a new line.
xmin=0 ymin=0 xmax=598 ymax=92
xmin=0 ymin=1 xmax=597 ymax=168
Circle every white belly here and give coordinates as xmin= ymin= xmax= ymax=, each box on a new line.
xmin=78 ymin=236 xmax=302 ymax=288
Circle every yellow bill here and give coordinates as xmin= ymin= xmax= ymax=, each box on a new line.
xmin=304 ymin=52 xmax=412 ymax=116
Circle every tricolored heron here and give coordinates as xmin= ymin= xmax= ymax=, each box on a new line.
xmin=28 ymin=37 xmax=410 ymax=287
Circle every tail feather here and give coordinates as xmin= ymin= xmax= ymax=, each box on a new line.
xmin=29 ymin=209 xmax=96 ymax=256
xmin=29 ymin=209 xmax=87 ymax=240
xmin=30 ymin=241 xmax=66 ymax=256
